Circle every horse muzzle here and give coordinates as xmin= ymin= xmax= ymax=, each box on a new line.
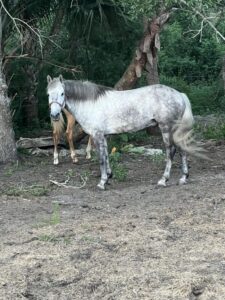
xmin=50 ymin=112 xmax=60 ymax=121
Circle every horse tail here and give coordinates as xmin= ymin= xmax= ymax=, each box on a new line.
xmin=172 ymin=93 xmax=208 ymax=159
xmin=51 ymin=112 xmax=65 ymax=136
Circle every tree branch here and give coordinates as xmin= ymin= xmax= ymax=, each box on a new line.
xmin=180 ymin=0 xmax=225 ymax=42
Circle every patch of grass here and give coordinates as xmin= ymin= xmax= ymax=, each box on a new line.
xmin=38 ymin=234 xmax=59 ymax=243
xmin=108 ymin=130 xmax=151 ymax=152
xmin=4 ymin=162 xmax=19 ymax=176
xmin=38 ymin=234 xmax=71 ymax=244
xmin=50 ymin=203 xmax=61 ymax=225
xmin=4 ymin=184 xmax=49 ymax=197
xmin=195 ymin=123 xmax=225 ymax=140
xmin=17 ymin=148 xmax=32 ymax=155
xmin=34 ymin=203 xmax=61 ymax=229
xmin=109 ymin=152 xmax=127 ymax=182
xmin=149 ymin=153 xmax=165 ymax=164
xmin=80 ymin=235 xmax=97 ymax=243
xmin=65 ymin=168 xmax=75 ymax=177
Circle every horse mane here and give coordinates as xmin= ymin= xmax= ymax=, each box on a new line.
xmin=64 ymin=80 xmax=113 ymax=102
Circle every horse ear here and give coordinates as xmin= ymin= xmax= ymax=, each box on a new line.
xmin=47 ymin=75 xmax=52 ymax=83
xmin=59 ymin=74 xmax=63 ymax=83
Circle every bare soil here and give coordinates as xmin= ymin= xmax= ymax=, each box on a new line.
xmin=1 ymin=138 xmax=225 ymax=300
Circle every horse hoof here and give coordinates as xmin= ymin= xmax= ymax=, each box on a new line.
xmin=72 ymin=158 xmax=78 ymax=163
xmin=86 ymin=154 xmax=91 ymax=160
xmin=179 ymin=178 xmax=187 ymax=185
xmin=97 ymin=182 xmax=106 ymax=190
xmin=53 ymin=161 xmax=59 ymax=165
xmin=157 ymin=179 xmax=167 ymax=187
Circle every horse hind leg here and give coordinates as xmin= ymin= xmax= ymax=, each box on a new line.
xmin=158 ymin=128 xmax=176 ymax=187
xmin=93 ymin=134 xmax=109 ymax=190
xmin=179 ymin=150 xmax=189 ymax=185
xmin=104 ymin=137 xmax=113 ymax=179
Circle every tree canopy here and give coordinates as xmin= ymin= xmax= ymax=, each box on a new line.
xmin=1 ymin=0 xmax=225 ymax=135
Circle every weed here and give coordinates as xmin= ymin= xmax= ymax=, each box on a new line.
xmin=38 ymin=234 xmax=58 ymax=243
xmin=38 ymin=234 xmax=71 ymax=244
xmin=65 ymin=168 xmax=75 ymax=177
xmin=4 ymin=161 xmax=19 ymax=176
xmin=195 ymin=123 xmax=225 ymax=140
xmin=149 ymin=153 xmax=165 ymax=164
xmin=108 ymin=131 xmax=150 ymax=152
xmin=17 ymin=148 xmax=31 ymax=155
xmin=50 ymin=203 xmax=60 ymax=225
xmin=4 ymin=184 xmax=49 ymax=197
xmin=80 ymin=235 xmax=96 ymax=243
xmin=109 ymin=152 xmax=127 ymax=182
xmin=34 ymin=202 xmax=61 ymax=229
xmin=90 ymin=151 xmax=98 ymax=163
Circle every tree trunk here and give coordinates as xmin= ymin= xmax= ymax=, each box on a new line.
xmin=222 ymin=56 xmax=225 ymax=92
xmin=146 ymin=52 xmax=159 ymax=85
xmin=22 ymin=63 xmax=39 ymax=127
xmin=0 ymin=9 xmax=16 ymax=162
xmin=0 ymin=9 xmax=17 ymax=162
xmin=0 ymin=81 xmax=17 ymax=162
xmin=115 ymin=11 xmax=171 ymax=90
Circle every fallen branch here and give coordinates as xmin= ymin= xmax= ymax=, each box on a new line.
xmin=49 ymin=174 xmax=87 ymax=189
xmin=16 ymin=137 xmax=61 ymax=149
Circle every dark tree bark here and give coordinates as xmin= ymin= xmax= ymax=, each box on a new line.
xmin=222 ymin=56 xmax=225 ymax=92
xmin=0 ymin=10 xmax=17 ymax=162
xmin=115 ymin=11 xmax=171 ymax=90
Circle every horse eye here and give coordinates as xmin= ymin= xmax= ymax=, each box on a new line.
xmin=61 ymin=92 xmax=64 ymax=96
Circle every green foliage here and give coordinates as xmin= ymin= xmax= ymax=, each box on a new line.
xmin=195 ymin=123 xmax=225 ymax=140
xmin=4 ymin=184 xmax=49 ymax=197
xmin=148 ymin=153 xmax=165 ymax=165
xmin=109 ymin=152 xmax=127 ymax=181
xmin=4 ymin=0 xmax=225 ymax=136
xmin=160 ymin=75 xmax=225 ymax=115
xmin=159 ymin=18 xmax=225 ymax=83
xmin=108 ymin=131 xmax=150 ymax=153
xmin=50 ymin=203 xmax=61 ymax=225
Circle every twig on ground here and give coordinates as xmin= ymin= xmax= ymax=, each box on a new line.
xmin=49 ymin=174 xmax=87 ymax=189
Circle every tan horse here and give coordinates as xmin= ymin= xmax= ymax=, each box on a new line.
xmin=52 ymin=108 xmax=92 ymax=165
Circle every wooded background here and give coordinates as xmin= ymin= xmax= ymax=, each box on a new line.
xmin=0 ymin=0 xmax=225 ymax=161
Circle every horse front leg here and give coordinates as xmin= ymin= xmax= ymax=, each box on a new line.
xmin=66 ymin=113 xmax=78 ymax=163
xmin=53 ymin=131 xmax=59 ymax=165
xmin=93 ymin=134 xmax=108 ymax=190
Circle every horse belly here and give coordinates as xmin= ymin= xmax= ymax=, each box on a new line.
xmin=105 ymin=107 xmax=154 ymax=134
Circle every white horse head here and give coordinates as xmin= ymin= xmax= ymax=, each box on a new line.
xmin=47 ymin=75 xmax=65 ymax=121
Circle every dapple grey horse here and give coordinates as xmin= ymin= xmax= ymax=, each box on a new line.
xmin=47 ymin=75 xmax=202 ymax=190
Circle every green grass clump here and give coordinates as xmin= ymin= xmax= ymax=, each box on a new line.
xmin=195 ymin=123 xmax=225 ymax=140
xmin=109 ymin=152 xmax=127 ymax=182
xmin=5 ymin=184 xmax=49 ymax=197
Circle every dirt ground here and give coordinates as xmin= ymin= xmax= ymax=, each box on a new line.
xmin=1 ymin=137 xmax=225 ymax=300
